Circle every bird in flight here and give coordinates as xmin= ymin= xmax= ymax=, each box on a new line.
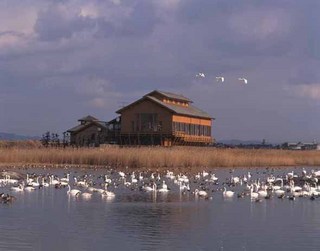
xmin=196 ymin=72 xmax=205 ymax=78
xmin=216 ymin=76 xmax=224 ymax=83
xmin=238 ymin=77 xmax=248 ymax=84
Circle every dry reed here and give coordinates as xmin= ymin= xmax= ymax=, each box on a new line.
xmin=1 ymin=143 xmax=320 ymax=169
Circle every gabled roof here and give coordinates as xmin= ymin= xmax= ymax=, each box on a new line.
xmin=147 ymin=96 xmax=212 ymax=119
xmin=67 ymin=120 xmax=108 ymax=133
xmin=78 ymin=115 xmax=98 ymax=122
xmin=67 ymin=124 xmax=86 ymax=133
xmin=146 ymin=90 xmax=192 ymax=103
xmin=117 ymin=95 xmax=213 ymax=119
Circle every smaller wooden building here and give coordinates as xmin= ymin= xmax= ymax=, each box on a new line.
xmin=67 ymin=115 xmax=108 ymax=147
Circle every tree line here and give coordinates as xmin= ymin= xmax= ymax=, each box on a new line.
xmin=41 ymin=131 xmax=70 ymax=147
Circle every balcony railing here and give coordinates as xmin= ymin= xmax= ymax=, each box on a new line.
xmin=172 ymin=130 xmax=212 ymax=143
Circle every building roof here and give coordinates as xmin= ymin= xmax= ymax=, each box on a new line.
xmin=117 ymin=93 xmax=213 ymax=119
xmin=146 ymin=90 xmax=192 ymax=103
xmin=78 ymin=115 xmax=98 ymax=122
xmin=67 ymin=124 xmax=86 ymax=133
xmin=146 ymin=96 xmax=212 ymax=119
xmin=67 ymin=120 xmax=108 ymax=133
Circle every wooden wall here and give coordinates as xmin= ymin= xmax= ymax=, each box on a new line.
xmin=71 ymin=125 xmax=107 ymax=146
xmin=120 ymin=99 xmax=173 ymax=134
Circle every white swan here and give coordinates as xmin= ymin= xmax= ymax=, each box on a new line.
xmin=105 ymin=175 xmax=112 ymax=184
xmin=67 ymin=185 xmax=81 ymax=196
xmin=223 ymin=187 xmax=234 ymax=197
xmin=196 ymin=72 xmax=205 ymax=78
xmin=143 ymin=183 xmax=157 ymax=192
xmin=41 ymin=178 xmax=49 ymax=187
xmin=24 ymin=184 xmax=36 ymax=191
xmin=274 ymin=189 xmax=285 ymax=197
xmin=119 ymin=171 xmax=126 ymax=178
xmin=60 ymin=173 xmax=70 ymax=183
xmin=102 ymin=184 xmax=115 ymax=197
xmin=81 ymin=192 xmax=92 ymax=199
xmin=195 ymin=189 xmax=208 ymax=197
xmin=50 ymin=175 xmax=60 ymax=185
xmin=208 ymin=174 xmax=218 ymax=182
xmin=131 ymin=172 xmax=138 ymax=183
xmin=250 ymin=186 xmax=259 ymax=199
xmin=74 ymin=177 xmax=87 ymax=187
xmin=31 ymin=177 xmax=40 ymax=187
xmin=202 ymin=171 xmax=209 ymax=177
xmin=6 ymin=175 xmax=18 ymax=184
xmin=258 ymin=188 xmax=268 ymax=198
xmin=216 ymin=76 xmax=224 ymax=83
xmin=238 ymin=77 xmax=248 ymax=84
xmin=26 ymin=174 xmax=34 ymax=185
xmin=11 ymin=184 xmax=24 ymax=192
xmin=231 ymin=176 xmax=240 ymax=185
xmin=138 ymin=173 xmax=144 ymax=181
xmin=158 ymin=181 xmax=169 ymax=193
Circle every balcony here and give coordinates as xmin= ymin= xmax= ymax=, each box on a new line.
xmin=172 ymin=130 xmax=212 ymax=143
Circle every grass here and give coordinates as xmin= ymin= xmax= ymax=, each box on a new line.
xmin=1 ymin=141 xmax=320 ymax=169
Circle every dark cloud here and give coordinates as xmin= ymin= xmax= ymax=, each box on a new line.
xmin=34 ymin=5 xmax=95 ymax=41
xmin=117 ymin=1 xmax=159 ymax=37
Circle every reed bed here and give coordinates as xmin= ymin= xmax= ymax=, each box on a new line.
xmin=1 ymin=145 xmax=320 ymax=169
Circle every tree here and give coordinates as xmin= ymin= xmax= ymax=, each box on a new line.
xmin=41 ymin=131 xmax=51 ymax=147
xmin=41 ymin=131 xmax=61 ymax=147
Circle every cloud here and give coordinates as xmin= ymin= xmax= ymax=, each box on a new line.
xmin=88 ymin=97 xmax=106 ymax=108
xmin=0 ymin=31 xmax=25 ymax=48
xmin=34 ymin=4 xmax=95 ymax=41
xmin=294 ymin=84 xmax=320 ymax=100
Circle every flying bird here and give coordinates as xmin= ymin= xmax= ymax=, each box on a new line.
xmin=216 ymin=76 xmax=224 ymax=83
xmin=238 ymin=77 xmax=248 ymax=84
xmin=196 ymin=72 xmax=205 ymax=78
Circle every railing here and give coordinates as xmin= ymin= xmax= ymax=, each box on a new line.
xmin=172 ymin=130 xmax=212 ymax=143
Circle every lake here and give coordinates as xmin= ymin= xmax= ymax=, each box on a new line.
xmin=0 ymin=166 xmax=319 ymax=251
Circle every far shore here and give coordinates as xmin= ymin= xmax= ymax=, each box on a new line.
xmin=1 ymin=140 xmax=320 ymax=171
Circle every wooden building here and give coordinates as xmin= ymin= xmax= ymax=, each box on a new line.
xmin=116 ymin=90 xmax=214 ymax=146
xmin=67 ymin=115 xmax=108 ymax=146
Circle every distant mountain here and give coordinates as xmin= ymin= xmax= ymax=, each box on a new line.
xmin=218 ymin=139 xmax=270 ymax=145
xmin=0 ymin=132 xmax=40 ymax=140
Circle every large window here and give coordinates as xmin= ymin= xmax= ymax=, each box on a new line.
xmin=136 ymin=113 xmax=158 ymax=132
xmin=172 ymin=122 xmax=211 ymax=136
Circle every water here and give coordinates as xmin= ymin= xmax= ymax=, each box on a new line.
xmin=1 ymin=167 xmax=320 ymax=251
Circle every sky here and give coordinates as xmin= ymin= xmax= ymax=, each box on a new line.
xmin=1 ymin=0 xmax=320 ymax=143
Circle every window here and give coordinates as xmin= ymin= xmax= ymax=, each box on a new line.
xmin=185 ymin=123 xmax=190 ymax=134
xmin=190 ymin=124 xmax=195 ymax=135
xmin=139 ymin=113 xmax=158 ymax=132
xmin=195 ymin=125 xmax=199 ymax=136
xmin=181 ymin=123 xmax=185 ymax=132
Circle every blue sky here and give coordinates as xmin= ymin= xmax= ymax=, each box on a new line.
xmin=1 ymin=0 xmax=320 ymax=143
